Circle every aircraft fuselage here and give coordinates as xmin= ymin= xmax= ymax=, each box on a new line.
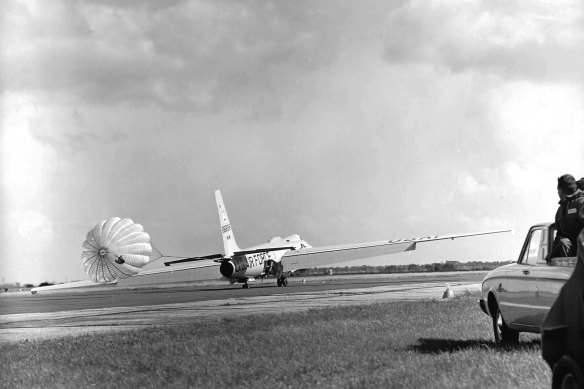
xmin=219 ymin=251 xmax=277 ymax=279
xmin=219 ymin=236 xmax=310 ymax=284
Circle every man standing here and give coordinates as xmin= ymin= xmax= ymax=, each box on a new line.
xmin=546 ymin=174 xmax=584 ymax=261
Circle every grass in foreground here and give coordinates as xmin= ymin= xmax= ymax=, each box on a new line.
xmin=1 ymin=292 xmax=550 ymax=389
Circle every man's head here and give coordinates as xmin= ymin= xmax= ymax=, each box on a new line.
xmin=557 ymin=174 xmax=577 ymax=200
xmin=578 ymin=177 xmax=584 ymax=191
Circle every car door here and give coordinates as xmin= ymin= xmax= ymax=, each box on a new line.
xmin=535 ymin=224 xmax=575 ymax=325
xmin=500 ymin=227 xmax=541 ymax=329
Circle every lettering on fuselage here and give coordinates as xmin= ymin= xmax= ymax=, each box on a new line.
xmin=387 ymin=236 xmax=439 ymax=244
xmin=248 ymin=252 xmax=267 ymax=267
xmin=224 ymin=251 xmax=277 ymax=279
xmin=231 ymin=253 xmax=269 ymax=273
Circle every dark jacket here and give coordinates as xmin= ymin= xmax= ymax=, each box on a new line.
xmin=554 ymin=189 xmax=584 ymax=245
xmin=541 ymin=230 xmax=584 ymax=368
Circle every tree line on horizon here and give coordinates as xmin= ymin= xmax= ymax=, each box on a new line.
xmin=295 ymin=260 xmax=514 ymax=276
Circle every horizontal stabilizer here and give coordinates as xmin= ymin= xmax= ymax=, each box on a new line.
xmin=164 ymin=253 xmax=224 ymax=266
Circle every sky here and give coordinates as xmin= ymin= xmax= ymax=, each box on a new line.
xmin=1 ymin=0 xmax=583 ymax=285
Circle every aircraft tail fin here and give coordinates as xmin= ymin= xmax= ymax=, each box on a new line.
xmin=215 ymin=190 xmax=240 ymax=257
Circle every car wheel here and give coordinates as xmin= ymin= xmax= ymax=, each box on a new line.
xmin=492 ymin=304 xmax=519 ymax=345
xmin=552 ymin=356 xmax=584 ymax=389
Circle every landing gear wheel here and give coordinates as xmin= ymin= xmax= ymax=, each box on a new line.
xmin=242 ymin=283 xmax=249 ymax=289
xmin=493 ymin=305 xmax=519 ymax=345
xmin=552 ymin=356 xmax=584 ymax=389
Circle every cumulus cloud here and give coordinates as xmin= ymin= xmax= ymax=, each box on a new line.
xmin=1 ymin=210 xmax=57 ymax=284
xmin=382 ymin=0 xmax=584 ymax=81
xmin=487 ymin=82 xmax=584 ymax=185
xmin=27 ymin=108 xmax=127 ymax=151
xmin=378 ymin=0 xmax=584 ymax=231
xmin=458 ymin=172 xmax=488 ymax=196
xmin=9 ymin=210 xmax=55 ymax=244
xmin=1 ymin=0 xmax=347 ymax=112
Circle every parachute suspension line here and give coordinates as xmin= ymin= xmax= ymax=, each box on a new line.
xmin=145 ymin=244 xmax=204 ymax=263
xmin=150 ymin=243 xmax=196 ymax=261
xmin=149 ymin=244 xmax=165 ymax=261
xmin=104 ymin=258 xmax=116 ymax=283
xmin=86 ymin=255 xmax=100 ymax=276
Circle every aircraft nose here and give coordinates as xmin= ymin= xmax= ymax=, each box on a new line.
xmin=219 ymin=261 xmax=235 ymax=278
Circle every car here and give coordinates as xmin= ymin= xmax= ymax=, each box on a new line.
xmin=541 ymin=229 xmax=584 ymax=389
xmin=479 ymin=222 xmax=576 ymax=344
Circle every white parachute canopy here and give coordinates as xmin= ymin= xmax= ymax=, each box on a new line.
xmin=82 ymin=217 xmax=153 ymax=284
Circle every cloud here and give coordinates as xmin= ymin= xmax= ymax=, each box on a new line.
xmin=0 ymin=210 xmax=57 ymax=284
xmin=27 ymin=108 xmax=128 ymax=152
xmin=382 ymin=0 xmax=584 ymax=82
xmin=10 ymin=210 xmax=55 ymax=244
xmin=458 ymin=172 xmax=488 ymax=196
xmin=489 ymin=81 xmax=584 ymax=166
xmin=1 ymin=0 xmax=347 ymax=112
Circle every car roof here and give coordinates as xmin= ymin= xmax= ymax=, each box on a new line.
xmin=531 ymin=222 xmax=554 ymax=228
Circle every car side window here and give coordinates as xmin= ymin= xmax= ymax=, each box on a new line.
xmin=523 ymin=229 xmax=543 ymax=265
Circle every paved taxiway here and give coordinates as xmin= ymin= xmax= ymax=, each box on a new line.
xmin=0 ymin=272 xmax=485 ymax=343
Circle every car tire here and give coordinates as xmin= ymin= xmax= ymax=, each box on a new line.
xmin=552 ymin=355 xmax=584 ymax=389
xmin=492 ymin=304 xmax=519 ymax=345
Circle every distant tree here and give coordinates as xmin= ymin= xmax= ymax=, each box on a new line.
xmin=299 ymin=260 xmax=513 ymax=276
xmin=443 ymin=263 xmax=457 ymax=271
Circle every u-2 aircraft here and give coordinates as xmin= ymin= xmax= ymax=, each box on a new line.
xmin=163 ymin=190 xmax=510 ymax=288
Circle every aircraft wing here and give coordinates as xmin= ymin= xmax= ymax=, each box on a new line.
xmin=281 ymin=229 xmax=511 ymax=273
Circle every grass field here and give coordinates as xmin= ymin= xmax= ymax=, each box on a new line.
xmin=1 ymin=292 xmax=550 ymax=389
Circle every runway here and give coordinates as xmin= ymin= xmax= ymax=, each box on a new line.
xmin=0 ymin=272 xmax=485 ymax=343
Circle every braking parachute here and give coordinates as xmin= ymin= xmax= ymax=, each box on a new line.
xmin=81 ymin=217 xmax=154 ymax=284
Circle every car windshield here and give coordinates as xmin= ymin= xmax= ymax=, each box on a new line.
xmin=522 ymin=229 xmax=543 ymax=265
